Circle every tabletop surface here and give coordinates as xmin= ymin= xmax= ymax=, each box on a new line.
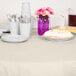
xmin=0 ymin=35 xmax=76 ymax=63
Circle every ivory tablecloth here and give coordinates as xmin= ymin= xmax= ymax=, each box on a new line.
xmin=0 ymin=35 xmax=76 ymax=76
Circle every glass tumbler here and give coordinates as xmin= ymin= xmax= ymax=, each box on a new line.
xmin=21 ymin=2 xmax=31 ymax=23
xmin=68 ymin=8 xmax=76 ymax=26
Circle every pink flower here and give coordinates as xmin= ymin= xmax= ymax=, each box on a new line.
xmin=35 ymin=8 xmax=44 ymax=15
xmin=46 ymin=7 xmax=54 ymax=15
xmin=35 ymin=7 xmax=54 ymax=16
xmin=38 ymin=8 xmax=44 ymax=12
xmin=35 ymin=11 xmax=42 ymax=15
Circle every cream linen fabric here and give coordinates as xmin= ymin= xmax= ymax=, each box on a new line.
xmin=0 ymin=35 xmax=76 ymax=76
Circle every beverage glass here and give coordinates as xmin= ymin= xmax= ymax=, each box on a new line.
xmin=68 ymin=8 xmax=76 ymax=26
xmin=21 ymin=2 xmax=31 ymax=23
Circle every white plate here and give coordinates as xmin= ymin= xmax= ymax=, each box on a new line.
xmin=1 ymin=34 xmax=28 ymax=43
xmin=41 ymin=35 xmax=74 ymax=41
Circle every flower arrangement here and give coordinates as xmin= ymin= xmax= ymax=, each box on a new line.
xmin=35 ymin=7 xmax=54 ymax=35
xmin=35 ymin=7 xmax=54 ymax=16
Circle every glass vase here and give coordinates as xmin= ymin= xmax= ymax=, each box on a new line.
xmin=38 ymin=15 xmax=49 ymax=35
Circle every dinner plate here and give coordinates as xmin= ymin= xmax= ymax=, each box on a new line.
xmin=41 ymin=35 xmax=74 ymax=41
xmin=1 ymin=34 xmax=28 ymax=43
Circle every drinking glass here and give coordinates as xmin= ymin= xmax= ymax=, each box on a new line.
xmin=21 ymin=2 xmax=31 ymax=23
xmin=68 ymin=8 xmax=76 ymax=26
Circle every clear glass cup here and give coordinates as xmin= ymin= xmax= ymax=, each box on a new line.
xmin=21 ymin=2 xmax=31 ymax=23
xmin=19 ymin=23 xmax=31 ymax=39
